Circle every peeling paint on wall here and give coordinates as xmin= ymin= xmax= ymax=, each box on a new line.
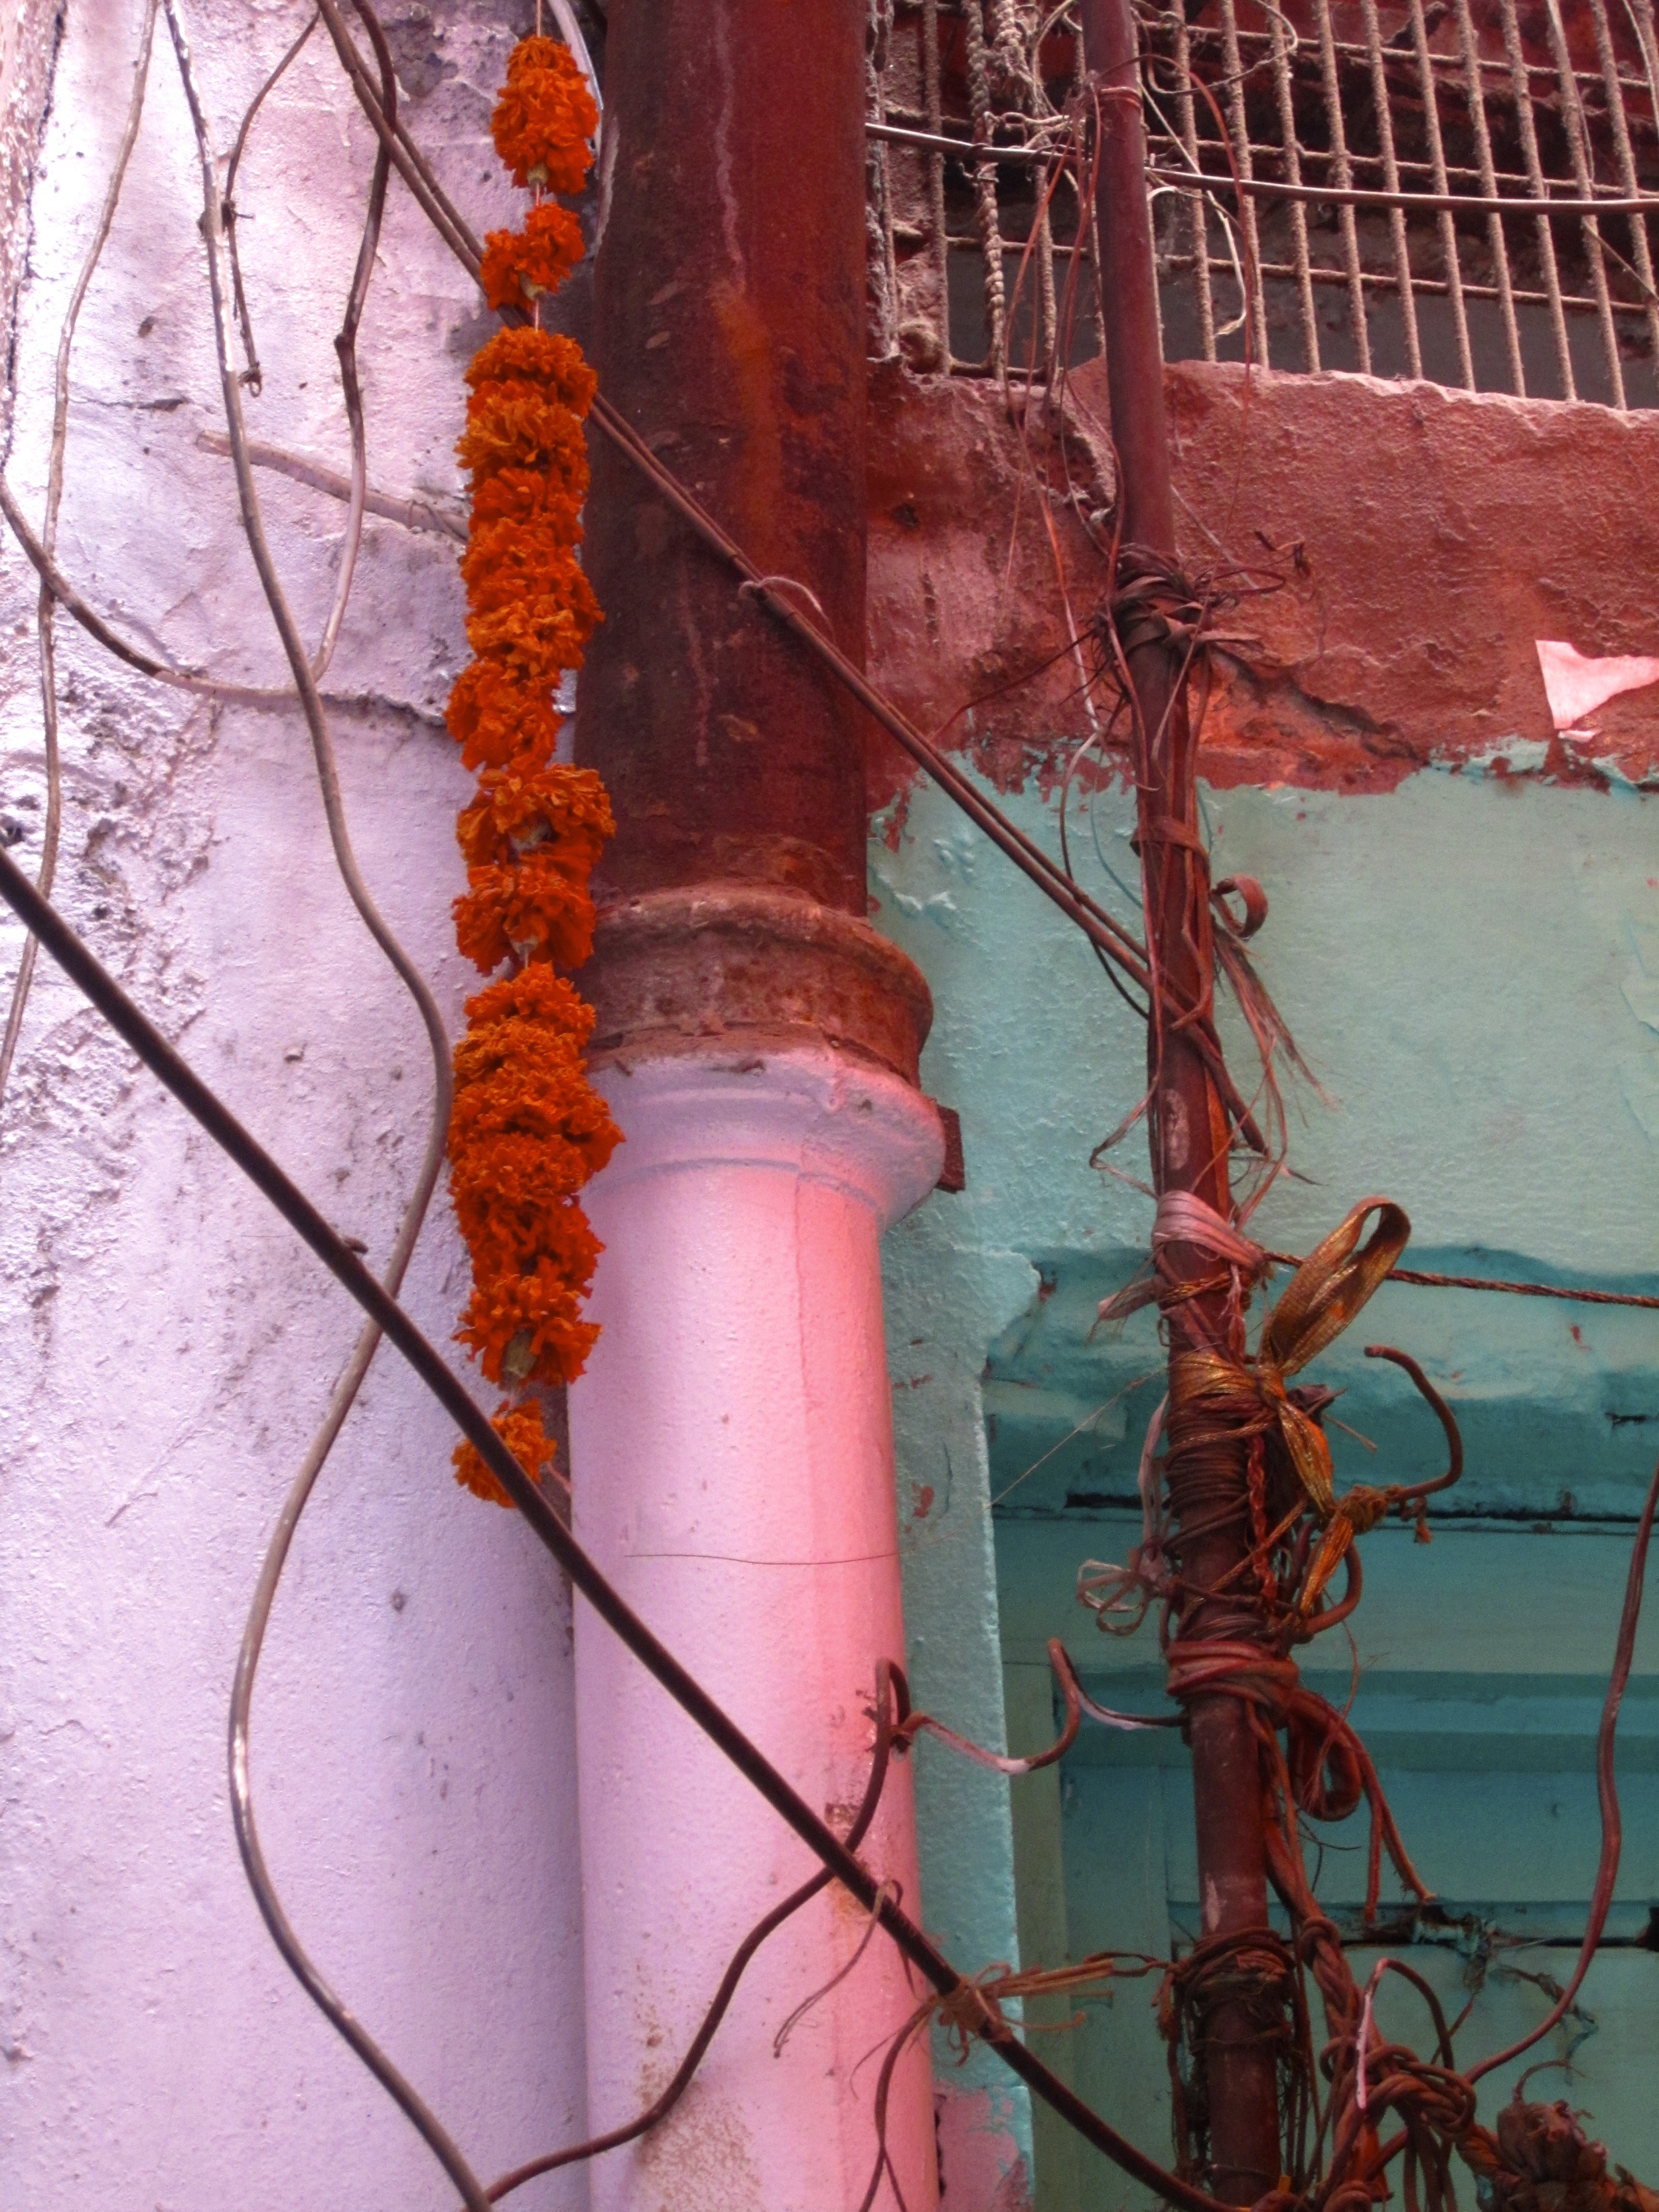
xmin=867 ymin=362 xmax=1659 ymax=806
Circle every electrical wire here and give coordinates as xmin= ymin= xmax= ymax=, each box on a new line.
xmin=0 ymin=476 xmax=445 ymax=711
xmin=145 ymin=20 xmax=1228 ymax=2209
xmin=483 ymin=1663 xmax=902 ymax=2202
xmin=222 ymin=7 xmax=318 ymax=393
xmin=311 ymin=0 xmax=1159 ymax=1005
xmin=0 ymin=840 xmax=1239 ymax=2212
xmin=17 ymin=15 xmax=1652 ymax=2207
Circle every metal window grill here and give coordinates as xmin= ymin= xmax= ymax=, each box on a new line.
xmin=867 ymin=0 xmax=1659 ymax=411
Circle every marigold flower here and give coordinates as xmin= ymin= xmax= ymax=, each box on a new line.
xmin=470 ymin=465 xmax=589 ymax=538
xmin=457 ymin=1240 xmax=602 ymax=1386
xmin=452 ymin=1396 xmax=561 ymax=1509
xmin=451 ymin=1128 xmax=600 ymax=1232
xmin=465 ymin=1201 xmax=603 ymax=1288
xmin=465 ymin=326 xmax=597 ymax=413
xmin=490 ymin=36 xmax=597 ymax=193
xmin=465 ymin=580 xmax=602 ymax=680
xmin=461 ymin=520 xmax=593 ymax=617
xmin=455 ymin=854 xmax=597 ymax=972
xmin=457 ymin=763 xmax=614 ymax=871
xmin=448 ymin=31 xmax=614 ymax=1501
xmin=451 ymin=1017 xmax=606 ymax=1108
xmin=450 ymin=1013 xmax=617 ymax=1149
xmin=463 ymin=962 xmax=597 ymax=1038
xmin=445 ymin=658 xmax=567 ymax=774
xmin=451 ymin=1064 xmax=615 ymax=1150
xmin=480 ymin=203 xmax=585 ymax=309
xmin=463 ymin=521 xmax=591 ymax=619
xmin=457 ymin=392 xmax=589 ymax=496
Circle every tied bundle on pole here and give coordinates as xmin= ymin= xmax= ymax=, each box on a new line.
xmin=1079 ymin=4 xmax=1454 ymax=2200
xmin=1075 ymin=11 xmax=1659 ymax=2209
xmin=1081 ymin=0 xmax=1285 ymax=2193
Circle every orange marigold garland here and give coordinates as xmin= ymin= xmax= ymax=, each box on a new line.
xmin=446 ymin=36 xmax=617 ymax=1510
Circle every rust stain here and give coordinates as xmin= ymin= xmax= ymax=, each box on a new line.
xmin=709 ymin=279 xmax=786 ymax=554
xmin=636 ymin=2081 xmax=766 ymax=2212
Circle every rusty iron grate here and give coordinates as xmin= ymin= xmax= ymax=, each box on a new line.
xmin=866 ymin=0 xmax=1659 ymax=410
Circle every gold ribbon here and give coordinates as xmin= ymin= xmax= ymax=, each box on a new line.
xmin=1256 ymin=1195 xmax=1409 ymax=1514
xmin=1168 ymin=1198 xmax=1411 ymax=1604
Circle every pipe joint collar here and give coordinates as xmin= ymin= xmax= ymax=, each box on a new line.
xmin=582 ymin=882 xmax=934 ymax=1086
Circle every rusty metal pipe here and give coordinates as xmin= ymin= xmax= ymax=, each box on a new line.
xmin=1081 ymin=0 xmax=1284 ymax=2197
xmin=576 ymin=0 xmax=871 ymax=915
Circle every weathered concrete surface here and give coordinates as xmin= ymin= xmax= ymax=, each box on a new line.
xmin=865 ymin=348 xmax=1659 ymax=2212
xmin=867 ymin=359 xmax=1659 ymax=802
xmin=0 ymin=5 xmax=592 ymax=2207
xmin=0 ymin=0 xmax=60 ymax=449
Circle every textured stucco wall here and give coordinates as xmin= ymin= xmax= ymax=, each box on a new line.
xmin=0 ymin=6 xmax=597 ymax=2205
xmin=11 ymin=17 xmax=1659 ymax=2212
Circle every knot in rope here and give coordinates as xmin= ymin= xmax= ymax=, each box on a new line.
xmin=936 ymin=1972 xmax=1015 ymax=2056
xmin=1159 ymin=1197 xmax=1411 ymax=1622
xmin=1159 ymin=1929 xmax=1302 ymax=2185
xmin=1162 ymin=1927 xmax=1297 ymax=2033
xmin=1166 ymin=1639 xmax=1298 ymax=1726
xmin=1459 ymin=2099 xmax=1659 ymax=2212
xmin=1334 ymin=1483 xmax=1392 ymax=1538
xmin=1100 ymin=544 xmax=1215 ymax=660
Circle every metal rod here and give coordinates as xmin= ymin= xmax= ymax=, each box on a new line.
xmin=1407 ymin=0 xmax=1475 ymax=389
xmin=0 ymin=840 xmax=1237 ymax=2212
xmin=1166 ymin=15 xmax=1655 ymax=104
xmin=1315 ymin=0 xmax=1370 ymax=373
xmin=1544 ymin=0 xmax=1625 ymax=406
xmin=1587 ymin=0 xmax=1659 ymax=381
xmin=962 ymin=0 xmax=1009 ymax=376
xmin=865 ymin=125 xmax=1659 ymax=220
xmin=1143 ymin=167 xmax=1659 ymax=220
xmin=585 ymin=392 xmax=1152 ymax=986
xmin=1218 ymin=0 xmax=1270 ymax=368
xmin=1452 ymin=0 xmax=1526 ymax=396
xmin=1169 ymin=250 xmax=1655 ymax=323
xmin=1500 ymin=0 xmax=1576 ymax=398
xmin=1265 ymin=0 xmax=1319 ymax=370
xmin=867 ymin=117 xmax=1048 ymax=162
xmin=920 ymin=0 xmax=954 ymax=368
xmin=1360 ymin=0 xmax=1423 ymax=377
xmin=1082 ymin=0 xmax=1282 ymax=2195
xmin=1143 ymin=126 xmax=1659 ymax=203
xmin=1172 ymin=8 xmax=1217 ymax=362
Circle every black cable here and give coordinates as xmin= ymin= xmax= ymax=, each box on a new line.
xmin=0 ymin=846 xmax=1236 ymax=2212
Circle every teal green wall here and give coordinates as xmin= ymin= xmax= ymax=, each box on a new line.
xmin=879 ymin=768 xmax=1659 ymax=2206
